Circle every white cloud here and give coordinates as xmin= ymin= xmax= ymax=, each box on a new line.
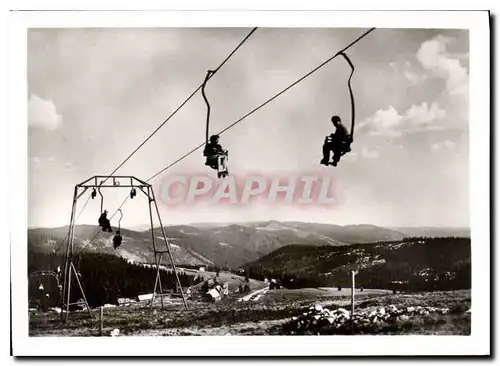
xmin=404 ymin=70 xmax=427 ymax=85
xmin=28 ymin=94 xmax=63 ymax=131
xmin=360 ymin=102 xmax=446 ymax=137
xmin=361 ymin=147 xmax=379 ymax=159
xmin=431 ymin=140 xmax=456 ymax=152
xmin=28 ymin=156 xmax=76 ymax=170
xmin=406 ymin=102 xmax=447 ymax=125
xmin=359 ymin=106 xmax=403 ymax=137
xmin=416 ymin=35 xmax=469 ymax=96
xmin=404 ymin=71 xmax=418 ymax=84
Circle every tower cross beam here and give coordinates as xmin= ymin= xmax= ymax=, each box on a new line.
xmin=60 ymin=174 xmax=187 ymax=323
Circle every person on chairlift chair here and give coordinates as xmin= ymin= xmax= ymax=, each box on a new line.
xmin=320 ymin=115 xmax=352 ymax=167
xmin=98 ymin=210 xmax=113 ymax=233
xmin=203 ymin=134 xmax=228 ymax=170
xmin=113 ymin=230 xmax=122 ymax=249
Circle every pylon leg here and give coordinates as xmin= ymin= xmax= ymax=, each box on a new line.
xmin=150 ymin=189 xmax=188 ymax=310
xmin=71 ymin=262 xmax=93 ymax=319
xmin=157 ymin=255 xmax=165 ymax=310
xmin=60 ymin=257 xmax=69 ymax=321
xmin=61 ymin=185 xmax=93 ymax=323
xmin=150 ymin=253 xmax=161 ymax=310
xmin=65 ymin=263 xmax=72 ymax=323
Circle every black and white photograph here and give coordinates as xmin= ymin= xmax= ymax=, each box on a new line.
xmin=8 ymin=8 xmax=490 ymax=357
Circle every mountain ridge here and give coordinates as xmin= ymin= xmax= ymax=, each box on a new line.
xmin=28 ymin=221 xmax=469 ymax=268
xmin=244 ymin=237 xmax=471 ymax=291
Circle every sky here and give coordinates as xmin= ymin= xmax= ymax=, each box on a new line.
xmin=27 ymin=27 xmax=470 ymax=228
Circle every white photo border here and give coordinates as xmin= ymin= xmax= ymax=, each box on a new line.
xmin=8 ymin=9 xmax=490 ymax=356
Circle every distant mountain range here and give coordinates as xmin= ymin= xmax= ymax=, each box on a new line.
xmin=126 ymin=224 xmax=153 ymax=232
xmin=390 ymin=226 xmax=470 ymax=238
xmin=27 ymin=221 xmax=470 ymax=268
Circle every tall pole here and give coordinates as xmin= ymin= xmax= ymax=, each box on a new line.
xmin=351 ymin=270 xmax=358 ymax=332
xmin=60 ymin=190 xmax=77 ymax=321
xmin=62 ymin=186 xmax=78 ymax=322
xmin=150 ymin=253 xmax=161 ymax=310
xmin=100 ymin=306 xmax=103 ymax=336
xmin=66 ymin=186 xmax=81 ymax=323
xmin=146 ymin=187 xmax=158 ymax=254
xmin=150 ymin=187 xmax=188 ymax=310
xmin=146 ymin=186 xmax=162 ymax=308
xmin=62 ymin=185 xmax=93 ymax=323
xmin=71 ymin=262 xmax=93 ymax=318
xmin=157 ymin=258 xmax=165 ymax=310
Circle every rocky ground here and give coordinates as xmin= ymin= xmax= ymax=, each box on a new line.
xmin=29 ymin=288 xmax=470 ymax=336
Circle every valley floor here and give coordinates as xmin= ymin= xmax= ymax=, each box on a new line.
xmin=29 ymin=288 xmax=470 ymax=337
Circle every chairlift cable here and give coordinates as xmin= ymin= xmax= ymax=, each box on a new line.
xmin=100 ymin=27 xmax=376 ymax=230
xmin=74 ymin=27 xmax=374 ymax=259
xmin=148 ymin=27 xmax=375 ymax=181
xmin=96 ymin=27 xmax=258 ymax=188
xmin=73 ymin=28 xmax=258 ymax=258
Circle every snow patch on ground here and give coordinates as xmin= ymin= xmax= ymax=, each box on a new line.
xmin=155 ymin=236 xmax=180 ymax=248
xmin=315 ymin=235 xmax=340 ymax=245
xmin=188 ymin=250 xmax=215 ymax=265
xmin=257 ymin=222 xmax=292 ymax=231
xmin=252 ymin=288 xmax=269 ymax=301
xmin=178 ymin=229 xmax=199 ymax=236
xmin=119 ymin=251 xmax=144 ymax=263
xmin=238 ymin=287 xmax=269 ymax=302
xmin=386 ymin=242 xmax=407 ymax=251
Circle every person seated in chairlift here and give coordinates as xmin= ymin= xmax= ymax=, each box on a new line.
xmin=320 ymin=115 xmax=352 ymax=167
xmin=203 ymin=134 xmax=228 ymax=170
xmin=98 ymin=210 xmax=113 ymax=233
xmin=113 ymin=230 xmax=122 ymax=249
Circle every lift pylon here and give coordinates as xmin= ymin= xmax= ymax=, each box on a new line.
xmin=61 ymin=175 xmax=188 ymax=323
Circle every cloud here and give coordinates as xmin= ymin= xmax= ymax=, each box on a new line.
xmin=404 ymin=70 xmax=427 ymax=85
xmin=361 ymin=147 xmax=379 ymax=159
xmin=416 ymin=35 xmax=469 ymax=96
xmin=359 ymin=102 xmax=446 ymax=137
xmin=28 ymin=94 xmax=63 ymax=131
xmin=28 ymin=156 xmax=75 ymax=170
xmin=431 ymin=140 xmax=456 ymax=152
xmin=406 ymin=102 xmax=447 ymax=124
